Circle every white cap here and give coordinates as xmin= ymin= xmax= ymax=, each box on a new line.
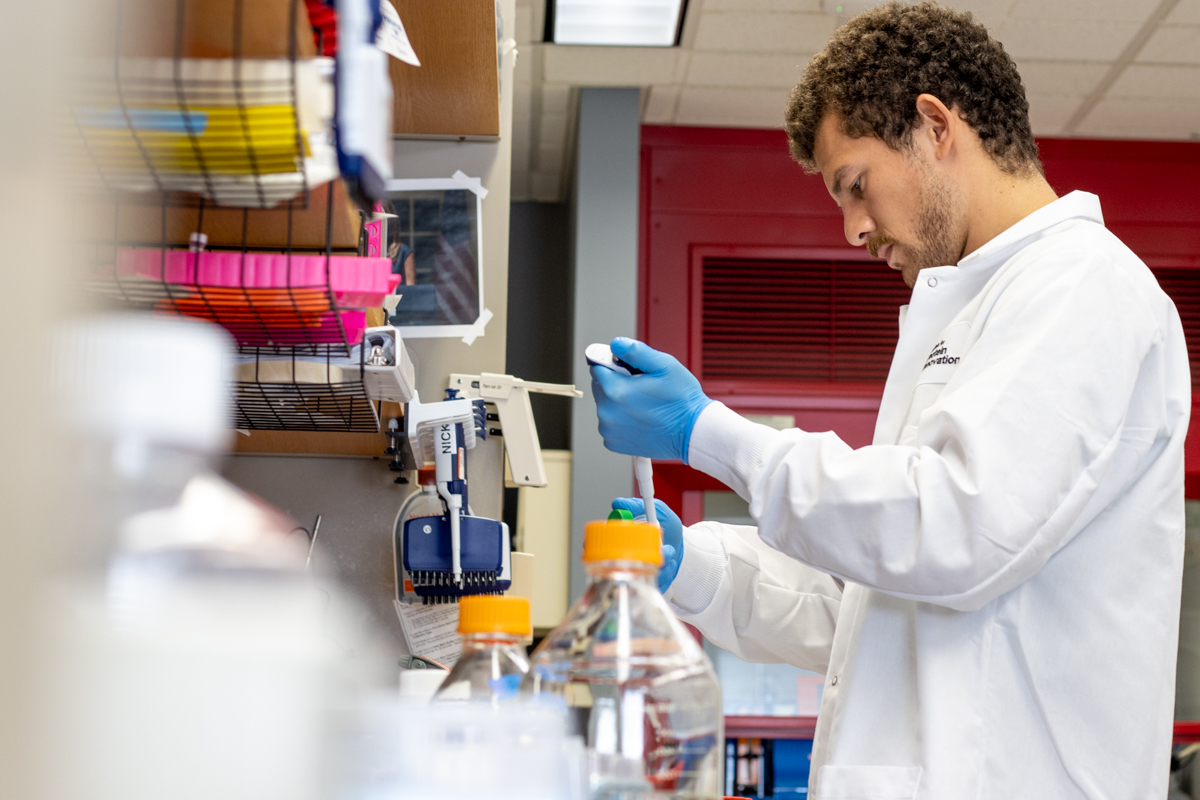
xmin=398 ymin=668 xmax=449 ymax=704
xmin=57 ymin=314 xmax=233 ymax=452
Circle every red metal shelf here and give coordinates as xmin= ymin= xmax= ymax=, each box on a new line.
xmin=727 ymin=716 xmax=1200 ymax=744
xmin=725 ymin=715 xmax=818 ymax=740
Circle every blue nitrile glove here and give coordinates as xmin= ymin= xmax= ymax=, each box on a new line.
xmin=590 ymin=338 xmax=713 ymax=463
xmin=612 ymin=497 xmax=682 ymax=593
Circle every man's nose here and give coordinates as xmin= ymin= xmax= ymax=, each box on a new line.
xmin=844 ymin=207 xmax=875 ymax=247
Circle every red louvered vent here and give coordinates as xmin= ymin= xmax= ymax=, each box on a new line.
xmin=1151 ymin=269 xmax=1200 ymax=390
xmin=702 ymin=258 xmax=911 ymax=382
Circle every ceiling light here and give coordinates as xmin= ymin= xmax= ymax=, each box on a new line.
xmin=548 ymin=0 xmax=687 ymax=47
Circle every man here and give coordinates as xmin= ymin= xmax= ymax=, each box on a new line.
xmin=591 ymin=3 xmax=1191 ymax=798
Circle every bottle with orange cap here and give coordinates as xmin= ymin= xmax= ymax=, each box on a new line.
xmin=522 ymin=517 xmax=722 ymax=799
xmin=433 ymin=595 xmax=532 ymax=703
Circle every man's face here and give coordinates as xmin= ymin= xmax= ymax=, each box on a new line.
xmin=812 ymin=113 xmax=967 ymax=288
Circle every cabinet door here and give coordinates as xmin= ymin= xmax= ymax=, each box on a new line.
xmin=390 ymin=0 xmax=501 ymax=139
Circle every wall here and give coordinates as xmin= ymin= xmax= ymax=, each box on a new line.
xmin=639 ymin=125 xmax=1200 ymax=507
xmin=568 ymin=88 xmax=642 ymax=600
xmin=220 ymin=455 xmax=420 ymax=656
xmin=507 ymin=201 xmax=574 ymax=451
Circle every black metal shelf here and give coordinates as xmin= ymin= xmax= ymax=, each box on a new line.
xmin=233 ymin=344 xmax=380 ymax=433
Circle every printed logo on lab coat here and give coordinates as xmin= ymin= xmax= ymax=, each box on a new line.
xmin=923 ymin=340 xmax=959 ymax=369
xmin=915 ymin=321 xmax=970 ymax=387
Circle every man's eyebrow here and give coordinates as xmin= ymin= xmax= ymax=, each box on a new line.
xmin=831 ymin=165 xmax=850 ymax=196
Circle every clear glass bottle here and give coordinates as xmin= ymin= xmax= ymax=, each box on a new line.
xmin=523 ymin=519 xmax=723 ymax=799
xmin=434 ymin=594 xmax=531 ymax=703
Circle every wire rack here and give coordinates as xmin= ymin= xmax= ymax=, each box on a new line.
xmin=235 ymin=344 xmax=380 ymax=433
xmin=76 ymin=0 xmax=384 ymax=434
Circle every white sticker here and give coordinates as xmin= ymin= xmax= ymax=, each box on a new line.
xmin=377 ymin=0 xmax=421 ymax=66
xmin=394 ymin=599 xmax=462 ymax=667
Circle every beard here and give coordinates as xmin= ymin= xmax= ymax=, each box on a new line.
xmin=868 ymin=162 xmax=965 ymax=288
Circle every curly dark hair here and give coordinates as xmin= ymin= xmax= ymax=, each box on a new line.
xmin=784 ymin=1 xmax=1041 ymax=175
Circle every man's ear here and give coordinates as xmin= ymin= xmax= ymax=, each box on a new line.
xmin=914 ymin=93 xmax=957 ymax=161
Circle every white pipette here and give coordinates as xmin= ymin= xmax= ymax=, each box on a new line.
xmin=635 ymin=456 xmax=657 ymax=527
xmin=586 ymin=343 xmax=659 ymax=528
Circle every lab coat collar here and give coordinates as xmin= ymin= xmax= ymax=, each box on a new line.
xmin=958 ymin=191 xmax=1103 ymax=269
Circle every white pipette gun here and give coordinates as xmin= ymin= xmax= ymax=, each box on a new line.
xmin=585 ymin=343 xmax=658 ymax=528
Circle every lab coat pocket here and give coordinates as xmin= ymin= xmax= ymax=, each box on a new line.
xmin=813 ymin=765 xmax=922 ymax=799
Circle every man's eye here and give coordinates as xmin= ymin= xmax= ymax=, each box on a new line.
xmin=852 ymin=178 xmax=863 ymax=194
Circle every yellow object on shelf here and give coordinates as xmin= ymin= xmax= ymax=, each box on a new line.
xmin=71 ymin=57 xmax=336 ymax=207
xmin=75 ymin=104 xmax=309 ymax=176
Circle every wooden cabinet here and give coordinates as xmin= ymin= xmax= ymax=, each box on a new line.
xmin=390 ymin=0 xmax=501 ymax=139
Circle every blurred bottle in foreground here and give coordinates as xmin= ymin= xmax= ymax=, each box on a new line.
xmin=34 ymin=314 xmax=378 ymax=800
xmin=434 ymin=595 xmax=531 ymax=703
xmin=523 ymin=519 xmax=724 ymax=799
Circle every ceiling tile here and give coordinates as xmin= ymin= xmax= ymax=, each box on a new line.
xmin=514 ymin=47 xmax=534 ymax=84
xmin=513 ymin=86 xmax=533 ymax=118
xmin=1015 ymin=60 xmax=1108 ymax=96
xmin=644 ymin=84 xmax=681 ymax=124
xmin=1007 ymin=0 xmax=1157 ymax=23
xmin=1075 ymin=98 xmax=1200 ymax=139
xmin=538 ymin=142 xmax=566 ymax=174
xmin=1109 ymin=64 xmax=1200 ymax=99
xmin=1166 ymin=0 xmax=1200 ymax=24
xmin=703 ymin=0 xmax=824 ymax=11
xmin=541 ymin=83 xmax=572 ymax=112
xmin=1025 ymin=93 xmax=1086 ymax=135
xmin=995 ymin=18 xmax=1141 ymax=60
xmin=514 ymin=4 xmax=536 ymax=45
xmin=512 ymin=132 xmax=532 ymax=169
xmin=530 ymin=171 xmax=563 ymax=203
xmin=675 ymin=87 xmax=789 ymax=128
xmin=543 ymin=45 xmax=680 ymax=84
xmin=939 ymin=0 xmax=1020 ymax=31
xmin=1137 ymin=25 xmax=1200 ymax=64
xmin=694 ymin=11 xmax=839 ymax=53
xmin=511 ymin=171 xmax=531 ymax=202
xmin=685 ymin=52 xmax=811 ymax=88
xmin=540 ymin=112 xmax=569 ymax=142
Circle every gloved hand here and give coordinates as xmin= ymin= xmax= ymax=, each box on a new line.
xmin=612 ymin=497 xmax=683 ymax=593
xmin=590 ymin=338 xmax=713 ymax=463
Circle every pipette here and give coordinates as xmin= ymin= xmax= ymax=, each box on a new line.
xmin=585 ymin=343 xmax=658 ymax=528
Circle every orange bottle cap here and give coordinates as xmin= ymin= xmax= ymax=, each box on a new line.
xmin=457 ymin=595 xmax=532 ymax=637
xmin=583 ymin=519 xmax=663 ymax=566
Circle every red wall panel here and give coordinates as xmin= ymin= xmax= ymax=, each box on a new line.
xmin=640 ymin=125 xmax=1200 ymax=501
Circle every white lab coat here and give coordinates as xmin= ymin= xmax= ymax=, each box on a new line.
xmin=666 ymin=192 xmax=1191 ymax=799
